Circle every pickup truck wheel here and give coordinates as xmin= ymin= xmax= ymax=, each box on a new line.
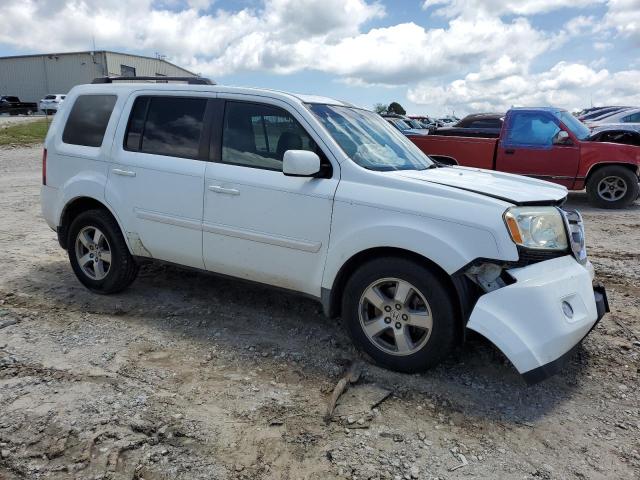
xmin=68 ymin=209 xmax=139 ymax=294
xmin=342 ymin=257 xmax=457 ymax=373
xmin=586 ymin=166 xmax=639 ymax=209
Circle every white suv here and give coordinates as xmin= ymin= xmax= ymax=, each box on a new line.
xmin=39 ymin=94 xmax=66 ymax=114
xmin=40 ymin=77 xmax=608 ymax=383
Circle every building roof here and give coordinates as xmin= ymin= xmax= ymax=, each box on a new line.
xmin=0 ymin=50 xmax=196 ymax=76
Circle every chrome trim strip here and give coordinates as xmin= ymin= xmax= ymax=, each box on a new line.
xmin=202 ymin=221 xmax=321 ymax=253
xmin=525 ymin=174 xmax=575 ymax=180
xmin=135 ymin=209 xmax=202 ymax=231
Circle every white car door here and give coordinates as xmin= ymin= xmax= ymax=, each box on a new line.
xmin=202 ymin=97 xmax=339 ymax=296
xmin=106 ymin=92 xmax=212 ymax=269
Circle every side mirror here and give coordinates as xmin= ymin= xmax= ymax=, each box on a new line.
xmin=553 ymin=130 xmax=572 ymax=145
xmin=283 ymin=150 xmax=320 ymax=177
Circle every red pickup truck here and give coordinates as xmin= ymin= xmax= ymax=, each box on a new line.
xmin=409 ymin=107 xmax=640 ymax=208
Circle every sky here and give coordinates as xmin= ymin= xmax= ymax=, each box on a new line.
xmin=0 ymin=0 xmax=638 ymax=116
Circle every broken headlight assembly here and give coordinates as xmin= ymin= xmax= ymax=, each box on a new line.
xmin=503 ymin=206 xmax=568 ymax=251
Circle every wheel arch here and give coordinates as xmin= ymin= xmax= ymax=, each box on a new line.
xmin=321 ymin=246 xmax=477 ymax=342
xmin=58 ymin=196 xmax=129 ymax=251
xmin=585 ymin=162 xmax=640 ymax=183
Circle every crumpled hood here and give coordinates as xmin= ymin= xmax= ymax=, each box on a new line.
xmin=389 ymin=166 xmax=568 ymax=205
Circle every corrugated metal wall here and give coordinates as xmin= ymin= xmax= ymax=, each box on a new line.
xmin=0 ymin=52 xmax=105 ymax=103
xmin=0 ymin=51 xmax=195 ymax=104
xmin=104 ymin=52 xmax=194 ymax=78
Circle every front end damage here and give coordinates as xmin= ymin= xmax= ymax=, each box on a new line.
xmin=462 ymin=210 xmax=609 ymax=383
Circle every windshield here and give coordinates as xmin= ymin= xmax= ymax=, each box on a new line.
xmin=308 ymin=104 xmax=434 ymax=171
xmin=406 ymin=119 xmax=424 ymax=129
xmin=387 ymin=118 xmax=409 ymax=131
xmin=557 ymin=111 xmax=590 ymax=140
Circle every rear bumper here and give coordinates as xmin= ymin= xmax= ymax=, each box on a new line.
xmin=466 ymin=256 xmax=608 ymax=383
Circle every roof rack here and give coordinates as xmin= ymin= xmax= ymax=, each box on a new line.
xmin=91 ymin=76 xmax=214 ymax=85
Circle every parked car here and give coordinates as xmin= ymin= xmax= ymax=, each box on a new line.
xmin=587 ymin=107 xmax=640 ymax=127
xmin=410 ymin=107 xmax=640 ymax=208
xmin=382 ymin=113 xmax=430 ymax=136
xmin=438 ymin=117 xmax=458 ymax=126
xmin=39 ymin=94 xmax=66 ymax=114
xmin=577 ymin=106 xmax=631 ymax=122
xmin=0 ymin=96 xmax=37 ymax=115
xmin=409 ymin=115 xmax=442 ymax=131
xmin=434 ymin=113 xmax=504 ymax=138
xmin=41 ymin=79 xmax=608 ymax=383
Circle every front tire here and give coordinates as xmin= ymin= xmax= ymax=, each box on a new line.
xmin=342 ymin=257 xmax=457 ymax=373
xmin=586 ymin=165 xmax=639 ymax=209
xmin=67 ymin=209 xmax=138 ymax=294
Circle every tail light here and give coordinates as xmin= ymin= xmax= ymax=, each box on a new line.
xmin=42 ymin=148 xmax=47 ymax=185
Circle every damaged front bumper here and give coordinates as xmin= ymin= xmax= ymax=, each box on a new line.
xmin=466 ymin=255 xmax=609 ymax=384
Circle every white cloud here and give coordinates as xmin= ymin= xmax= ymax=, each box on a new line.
xmin=0 ymin=0 xmax=637 ymax=117
xmin=408 ymin=62 xmax=640 ymax=114
xmin=605 ymin=0 xmax=640 ymax=43
xmin=564 ymin=15 xmax=597 ymax=36
xmin=423 ymin=0 xmax=604 ymax=18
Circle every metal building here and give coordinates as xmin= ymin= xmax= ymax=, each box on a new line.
xmin=0 ymin=51 xmax=197 ymax=103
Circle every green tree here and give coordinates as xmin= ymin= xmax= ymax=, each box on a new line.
xmin=387 ymin=102 xmax=406 ymax=115
xmin=373 ymin=103 xmax=388 ymax=114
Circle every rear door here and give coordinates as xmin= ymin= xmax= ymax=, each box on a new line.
xmin=106 ymin=92 xmax=213 ymax=269
xmin=202 ymin=97 xmax=338 ymax=296
xmin=495 ymin=110 xmax=580 ymax=187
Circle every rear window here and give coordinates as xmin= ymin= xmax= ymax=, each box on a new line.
xmin=44 ymin=95 xmax=56 ymax=100
xmin=124 ymin=96 xmax=207 ymax=159
xmin=62 ymin=95 xmax=117 ymax=147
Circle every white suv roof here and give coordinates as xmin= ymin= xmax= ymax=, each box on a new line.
xmin=71 ymin=82 xmax=351 ymax=108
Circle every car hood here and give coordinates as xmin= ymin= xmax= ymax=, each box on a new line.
xmin=388 ymin=166 xmax=568 ymax=205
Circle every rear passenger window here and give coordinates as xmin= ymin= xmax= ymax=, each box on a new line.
xmin=124 ymin=96 xmax=207 ymax=159
xmin=62 ymin=95 xmax=117 ymax=147
xmin=221 ymin=101 xmax=317 ymax=171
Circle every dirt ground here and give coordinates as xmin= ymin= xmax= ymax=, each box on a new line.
xmin=1 ymin=145 xmax=638 ymax=480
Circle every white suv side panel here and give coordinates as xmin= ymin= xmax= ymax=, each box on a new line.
xmin=203 ymin=94 xmax=340 ymax=296
xmin=41 ymin=90 xmax=128 ymax=238
xmin=105 ymin=90 xmax=211 ymax=269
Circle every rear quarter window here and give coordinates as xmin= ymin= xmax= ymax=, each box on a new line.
xmin=62 ymin=95 xmax=117 ymax=147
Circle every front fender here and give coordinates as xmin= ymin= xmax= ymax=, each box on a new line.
xmin=322 ymin=200 xmax=506 ymax=290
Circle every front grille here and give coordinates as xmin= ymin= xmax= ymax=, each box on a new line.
xmin=511 ymin=247 xmax=568 ymax=268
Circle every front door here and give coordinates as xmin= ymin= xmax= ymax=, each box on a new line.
xmin=106 ymin=93 xmax=211 ymax=269
xmin=202 ymin=98 xmax=338 ymax=296
xmin=496 ymin=110 xmax=580 ymax=188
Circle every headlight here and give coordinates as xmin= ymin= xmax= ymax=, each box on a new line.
xmin=504 ymin=206 xmax=568 ymax=250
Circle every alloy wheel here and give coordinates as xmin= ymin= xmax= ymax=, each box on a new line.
xmin=597 ymin=176 xmax=627 ymax=202
xmin=358 ymin=277 xmax=433 ymax=356
xmin=74 ymin=226 xmax=112 ymax=280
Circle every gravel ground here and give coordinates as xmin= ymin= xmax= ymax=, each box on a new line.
xmin=1 ymin=146 xmax=639 ymax=480
xmin=0 ymin=115 xmax=47 ymax=127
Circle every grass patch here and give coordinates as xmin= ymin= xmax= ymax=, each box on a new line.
xmin=0 ymin=119 xmax=50 ymax=146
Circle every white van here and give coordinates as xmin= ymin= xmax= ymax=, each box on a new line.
xmin=40 ymin=77 xmax=608 ymax=383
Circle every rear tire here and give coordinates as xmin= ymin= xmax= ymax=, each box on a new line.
xmin=586 ymin=165 xmax=639 ymax=209
xmin=342 ymin=257 xmax=457 ymax=373
xmin=67 ymin=209 xmax=138 ymax=294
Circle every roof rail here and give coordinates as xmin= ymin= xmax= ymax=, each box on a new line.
xmin=91 ymin=76 xmax=214 ymax=85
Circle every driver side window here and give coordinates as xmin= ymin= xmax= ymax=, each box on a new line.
xmin=504 ymin=112 xmax=560 ymax=148
xmin=221 ymin=101 xmax=317 ymax=171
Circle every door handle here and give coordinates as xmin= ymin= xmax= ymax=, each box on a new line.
xmin=208 ymin=185 xmax=240 ymax=195
xmin=112 ymin=168 xmax=136 ymax=177
xmin=504 ymin=149 xmax=515 ymax=155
